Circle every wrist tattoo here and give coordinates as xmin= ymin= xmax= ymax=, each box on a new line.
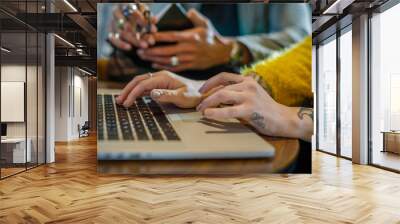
xmin=250 ymin=112 xmax=266 ymax=130
xmin=297 ymin=107 xmax=313 ymax=121
xmin=227 ymin=80 xmax=237 ymax=85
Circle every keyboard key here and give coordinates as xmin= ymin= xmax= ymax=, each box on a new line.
xmin=137 ymin=98 xmax=164 ymax=141
xmin=128 ymin=105 xmax=149 ymax=140
xmin=104 ymin=95 xmax=119 ymax=140
xmin=97 ymin=95 xmax=104 ymax=140
xmin=99 ymin=94 xmax=180 ymax=142
xmin=147 ymin=99 xmax=181 ymax=141
xmin=116 ymin=103 xmax=134 ymax=140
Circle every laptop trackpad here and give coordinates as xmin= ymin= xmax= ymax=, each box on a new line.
xmin=163 ymin=104 xmax=199 ymax=121
xmin=168 ymin=112 xmax=200 ymax=121
xmin=163 ymin=104 xmax=252 ymax=133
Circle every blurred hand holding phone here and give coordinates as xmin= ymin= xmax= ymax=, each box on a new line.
xmin=108 ymin=4 xmax=193 ymax=50
xmin=108 ymin=4 xmax=241 ymax=78
xmin=108 ymin=3 xmax=158 ymax=51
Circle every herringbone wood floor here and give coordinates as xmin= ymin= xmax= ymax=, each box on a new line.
xmin=0 ymin=135 xmax=399 ymax=224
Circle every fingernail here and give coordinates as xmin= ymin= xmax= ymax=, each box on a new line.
xmin=140 ymin=42 xmax=148 ymax=49
xmin=123 ymin=102 xmax=130 ymax=108
xmin=137 ymin=51 xmax=145 ymax=59
xmin=151 ymin=90 xmax=162 ymax=99
xmin=196 ymin=103 xmax=203 ymax=112
xmin=137 ymin=49 xmax=144 ymax=55
xmin=168 ymin=90 xmax=178 ymax=96
xmin=149 ymin=38 xmax=155 ymax=45
xmin=203 ymin=110 xmax=212 ymax=118
xmin=198 ymin=86 xmax=205 ymax=93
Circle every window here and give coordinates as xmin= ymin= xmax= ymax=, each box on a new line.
xmin=370 ymin=3 xmax=400 ymax=171
xmin=317 ymin=36 xmax=337 ymax=154
xmin=339 ymin=28 xmax=352 ymax=158
xmin=0 ymin=0 xmax=47 ymax=179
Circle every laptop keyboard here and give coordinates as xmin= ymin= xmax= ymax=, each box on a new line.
xmin=98 ymin=94 xmax=180 ymax=141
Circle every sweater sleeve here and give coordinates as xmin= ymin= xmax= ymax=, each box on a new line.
xmin=237 ymin=27 xmax=309 ymax=63
xmin=241 ymin=36 xmax=312 ymax=107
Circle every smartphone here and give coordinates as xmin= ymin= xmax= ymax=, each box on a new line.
xmin=156 ymin=3 xmax=194 ymax=32
xmin=118 ymin=4 xmax=195 ymax=74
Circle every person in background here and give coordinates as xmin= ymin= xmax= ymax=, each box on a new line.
xmin=115 ymin=36 xmax=313 ymax=142
xmin=107 ymin=3 xmax=311 ymax=74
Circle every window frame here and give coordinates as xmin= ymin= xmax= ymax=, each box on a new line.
xmin=315 ymin=23 xmax=353 ymax=160
xmin=0 ymin=1 xmax=48 ymax=180
xmin=367 ymin=1 xmax=400 ymax=173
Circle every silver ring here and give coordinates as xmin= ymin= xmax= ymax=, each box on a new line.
xmin=122 ymin=4 xmax=136 ymax=18
xmin=116 ymin=18 xmax=125 ymax=30
xmin=108 ymin=32 xmax=120 ymax=40
xmin=170 ymin=56 xmax=179 ymax=67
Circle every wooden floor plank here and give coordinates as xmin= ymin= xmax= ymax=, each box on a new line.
xmin=0 ymin=135 xmax=399 ymax=224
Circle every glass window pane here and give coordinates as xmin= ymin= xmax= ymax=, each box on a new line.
xmin=312 ymin=45 xmax=317 ymax=150
xmin=0 ymin=0 xmax=46 ymax=179
xmin=318 ymin=37 xmax=337 ymax=154
xmin=371 ymin=4 xmax=400 ymax=171
xmin=1 ymin=29 xmax=28 ymax=177
xmin=25 ymin=0 xmax=40 ymax=170
xmin=27 ymin=31 xmax=38 ymax=169
xmin=38 ymin=32 xmax=46 ymax=165
xmin=340 ymin=29 xmax=352 ymax=158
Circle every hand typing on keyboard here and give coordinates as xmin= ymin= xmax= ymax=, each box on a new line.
xmin=116 ymin=70 xmax=313 ymax=142
xmin=116 ymin=70 xmax=212 ymax=108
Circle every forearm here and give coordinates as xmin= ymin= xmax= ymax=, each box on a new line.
xmin=213 ymin=36 xmax=252 ymax=67
xmin=278 ymin=106 xmax=313 ymax=142
xmin=237 ymin=27 xmax=308 ymax=63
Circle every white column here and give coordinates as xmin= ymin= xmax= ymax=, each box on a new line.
xmin=46 ymin=33 xmax=55 ymax=163
xmin=352 ymin=14 xmax=369 ymax=164
xmin=45 ymin=0 xmax=55 ymax=163
xmin=54 ymin=67 xmax=73 ymax=141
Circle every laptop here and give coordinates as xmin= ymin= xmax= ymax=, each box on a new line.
xmin=97 ymin=88 xmax=275 ymax=161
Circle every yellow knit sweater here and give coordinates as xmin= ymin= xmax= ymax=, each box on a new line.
xmin=242 ymin=36 xmax=312 ymax=107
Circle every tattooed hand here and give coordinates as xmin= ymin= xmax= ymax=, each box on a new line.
xmin=197 ymin=73 xmax=314 ymax=141
xmin=118 ymin=71 xmax=313 ymax=141
xmin=297 ymin=107 xmax=313 ymax=120
xmin=197 ymin=73 xmax=285 ymax=136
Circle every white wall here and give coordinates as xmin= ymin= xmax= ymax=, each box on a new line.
xmin=54 ymin=67 xmax=89 ymax=141
xmin=1 ymin=64 xmax=46 ymax=164
xmin=1 ymin=65 xmax=26 ymax=139
xmin=54 ymin=66 xmax=69 ymax=141
xmin=73 ymin=73 xmax=89 ymax=137
xmin=1 ymin=65 xmax=26 ymax=81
